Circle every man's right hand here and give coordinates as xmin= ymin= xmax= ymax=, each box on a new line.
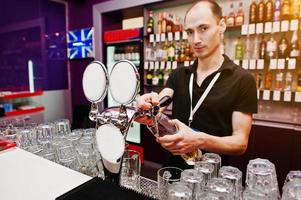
xmin=136 ymin=92 xmax=160 ymax=110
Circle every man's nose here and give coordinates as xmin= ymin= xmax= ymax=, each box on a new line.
xmin=193 ymin=32 xmax=202 ymax=44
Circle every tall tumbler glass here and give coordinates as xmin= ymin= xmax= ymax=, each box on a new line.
xmin=158 ymin=167 xmax=183 ymax=200
xmin=245 ymin=158 xmax=280 ymax=199
xmin=282 ymin=179 xmax=301 ymax=200
xmin=194 ymin=160 xmax=215 ymax=185
xmin=202 ymin=153 xmax=221 ymax=178
xmin=206 ymin=177 xmax=235 ymax=200
xmin=180 ymin=169 xmax=204 ymax=199
xmin=168 ymin=182 xmax=192 ymax=200
xmin=120 ymin=149 xmax=141 ymax=191
xmin=284 ymin=170 xmax=301 ymax=184
xmin=219 ymin=166 xmax=243 ymax=200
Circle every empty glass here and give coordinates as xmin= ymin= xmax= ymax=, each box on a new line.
xmin=245 ymin=158 xmax=280 ymax=199
xmin=57 ymin=143 xmax=79 ymax=171
xmin=54 ymin=119 xmax=70 ymax=136
xmin=282 ymin=180 xmax=301 ymax=200
xmin=36 ymin=123 xmax=55 ymax=145
xmin=158 ymin=167 xmax=183 ymax=200
xmin=120 ymin=149 xmax=141 ymax=191
xmin=168 ymin=182 xmax=193 ymax=200
xmin=67 ymin=129 xmax=83 ymax=145
xmin=202 ymin=153 xmax=221 ymax=178
xmin=206 ymin=177 xmax=234 ymax=200
xmin=180 ymin=169 xmax=204 ymax=198
xmin=194 ymin=161 xmax=215 ymax=185
xmin=198 ymin=191 xmax=228 ymax=200
xmin=243 ymin=188 xmax=269 ymax=200
xmin=219 ymin=166 xmax=243 ymax=200
xmin=284 ymin=171 xmax=301 ymax=184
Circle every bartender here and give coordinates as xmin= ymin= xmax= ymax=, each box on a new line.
xmin=137 ymin=0 xmax=258 ymax=169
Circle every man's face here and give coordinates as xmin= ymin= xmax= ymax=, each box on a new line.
xmin=184 ymin=2 xmax=225 ymax=59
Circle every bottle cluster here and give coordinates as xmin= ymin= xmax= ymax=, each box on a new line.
xmin=224 ymin=1 xmax=245 ymax=27
xmin=113 ymin=45 xmax=140 ymax=62
xmin=249 ymin=0 xmax=301 ymax=24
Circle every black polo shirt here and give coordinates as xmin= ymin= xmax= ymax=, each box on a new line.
xmin=164 ymin=55 xmax=258 ymax=169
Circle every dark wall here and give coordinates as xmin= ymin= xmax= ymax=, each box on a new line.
xmin=0 ymin=0 xmax=68 ymax=91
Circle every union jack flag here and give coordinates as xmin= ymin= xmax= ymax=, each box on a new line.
xmin=67 ymin=27 xmax=94 ymax=59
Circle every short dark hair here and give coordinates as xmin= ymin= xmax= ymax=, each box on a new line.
xmin=184 ymin=0 xmax=223 ymax=22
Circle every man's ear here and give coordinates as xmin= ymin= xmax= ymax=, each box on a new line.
xmin=219 ymin=18 xmax=226 ymax=34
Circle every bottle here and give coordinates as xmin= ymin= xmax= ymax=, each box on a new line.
xmin=265 ymin=71 xmax=273 ymax=89
xmin=256 ymin=72 xmax=263 ymax=89
xmin=274 ymin=0 xmax=281 ymax=21
xmin=258 ymin=0 xmax=266 ymax=22
xmin=290 ymin=31 xmax=300 ymax=58
xmin=166 ymin=13 xmax=172 ymax=33
xmin=227 ymin=3 xmax=236 ymax=27
xmin=284 ymin=71 xmax=293 ymax=91
xmin=179 ymin=42 xmax=186 ymax=62
xmin=147 ymin=11 xmax=154 ymax=35
xmin=156 ymin=42 xmax=163 ymax=61
xmin=253 ymin=36 xmax=260 ymax=59
xmin=163 ymin=67 xmax=170 ymax=85
xmin=245 ymin=35 xmax=254 ymax=59
xmin=275 ymin=70 xmax=284 ymax=90
xmin=157 ymin=13 xmax=162 ymax=34
xmin=146 ymin=68 xmax=153 ymax=85
xmin=235 ymin=37 xmax=244 ymax=60
xmin=152 ymin=69 xmax=159 ymax=86
xmin=184 ymin=43 xmax=192 ymax=61
xmin=265 ymin=0 xmax=274 ymax=22
xmin=158 ymin=68 xmax=164 ymax=86
xmin=161 ymin=12 xmax=167 ymax=33
xmin=281 ymin=0 xmax=291 ymax=20
xmin=235 ymin=2 xmax=245 ymax=26
xmin=266 ymin=33 xmax=277 ymax=59
xmin=278 ymin=34 xmax=289 ymax=59
xmin=249 ymin=0 xmax=258 ymax=23
xmin=259 ymin=36 xmax=267 ymax=59
xmin=168 ymin=41 xmax=176 ymax=61
xmin=291 ymin=0 xmax=300 ymax=19
xmin=162 ymin=41 xmax=169 ymax=61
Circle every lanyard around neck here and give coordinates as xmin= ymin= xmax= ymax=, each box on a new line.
xmin=188 ymin=72 xmax=221 ymax=127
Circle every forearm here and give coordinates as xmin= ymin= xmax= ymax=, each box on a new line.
xmin=198 ymin=132 xmax=248 ymax=155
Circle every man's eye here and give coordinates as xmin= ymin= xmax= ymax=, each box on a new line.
xmin=186 ymin=31 xmax=193 ymax=35
xmin=200 ymin=27 xmax=208 ymax=32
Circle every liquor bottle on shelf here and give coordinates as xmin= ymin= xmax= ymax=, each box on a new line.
xmin=291 ymin=0 xmax=300 ymax=19
xmin=179 ymin=42 xmax=186 ymax=62
xmin=235 ymin=2 xmax=245 ymax=26
xmin=249 ymin=0 xmax=258 ymax=24
xmin=184 ymin=43 xmax=192 ymax=61
xmin=175 ymin=41 xmax=181 ymax=62
xmin=161 ymin=12 xmax=167 ymax=33
xmin=265 ymin=0 xmax=274 ymax=22
xmin=158 ymin=68 xmax=164 ymax=86
xmin=168 ymin=41 xmax=176 ymax=61
xmin=235 ymin=37 xmax=244 ymax=60
xmin=275 ymin=70 xmax=284 ymax=90
xmin=146 ymin=67 xmax=153 ymax=85
xmin=274 ymin=0 xmax=281 ymax=21
xmin=227 ymin=3 xmax=236 ymax=27
xmin=259 ymin=35 xmax=267 ymax=59
xmin=284 ymin=71 xmax=293 ymax=91
xmin=163 ymin=67 xmax=170 ymax=86
xmin=253 ymin=36 xmax=260 ymax=59
xmin=166 ymin=14 xmax=173 ymax=33
xmin=290 ymin=31 xmax=300 ymax=58
xmin=152 ymin=69 xmax=159 ymax=86
xmin=157 ymin=13 xmax=162 ymax=34
xmin=278 ymin=33 xmax=289 ymax=59
xmin=256 ymin=72 xmax=263 ymax=89
xmin=162 ymin=41 xmax=169 ymax=62
xmin=266 ymin=33 xmax=278 ymax=59
xmin=281 ymin=0 xmax=291 ymax=20
xmin=258 ymin=0 xmax=266 ymax=23
xmin=156 ymin=42 xmax=164 ymax=61
xmin=147 ymin=11 xmax=154 ymax=35
xmin=265 ymin=70 xmax=273 ymax=89
xmin=145 ymin=43 xmax=152 ymax=61
xmin=245 ymin=35 xmax=254 ymax=59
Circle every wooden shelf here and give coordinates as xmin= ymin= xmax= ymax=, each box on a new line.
xmin=5 ymin=106 xmax=45 ymax=117
xmin=0 ymin=91 xmax=43 ymax=100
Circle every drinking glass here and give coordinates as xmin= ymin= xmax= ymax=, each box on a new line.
xmin=167 ymin=182 xmax=192 ymax=200
xmin=245 ymin=158 xmax=280 ymax=199
xmin=218 ymin=166 xmax=243 ymax=200
xmin=158 ymin=167 xmax=183 ymax=200
xmin=202 ymin=153 xmax=221 ymax=178
xmin=197 ymin=191 xmax=228 ymax=200
xmin=206 ymin=177 xmax=234 ymax=200
xmin=54 ymin=119 xmax=71 ymax=136
xmin=243 ymin=188 xmax=269 ymax=200
xmin=67 ymin=129 xmax=83 ymax=145
xmin=282 ymin=180 xmax=301 ymax=200
xmin=57 ymin=143 xmax=79 ymax=170
xmin=120 ymin=149 xmax=141 ymax=191
xmin=36 ymin=123 xmax=55 ymax=145
xmin=180 ymin=169 xmax=204 ymax=198
xmin=194 ymin=161 xmax=215 ymax=185
xmin=284 ymin=171 xmax=301 ymax=184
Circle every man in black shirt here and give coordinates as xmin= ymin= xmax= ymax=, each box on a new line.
xmin=137 ymin=0 xmax=257 ymax=169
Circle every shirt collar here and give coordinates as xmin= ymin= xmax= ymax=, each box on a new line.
xmin=188 ymin=54 xmax=236 ymax=74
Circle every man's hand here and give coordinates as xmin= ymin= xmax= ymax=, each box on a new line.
xmin=156 ymin=119 xmax=204 ymax=155
xmin=136 ymin=92 xmax=160 ymax=110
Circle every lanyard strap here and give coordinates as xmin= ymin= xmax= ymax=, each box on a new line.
xmin=188 ymin=72 xmax=221 ymax=127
